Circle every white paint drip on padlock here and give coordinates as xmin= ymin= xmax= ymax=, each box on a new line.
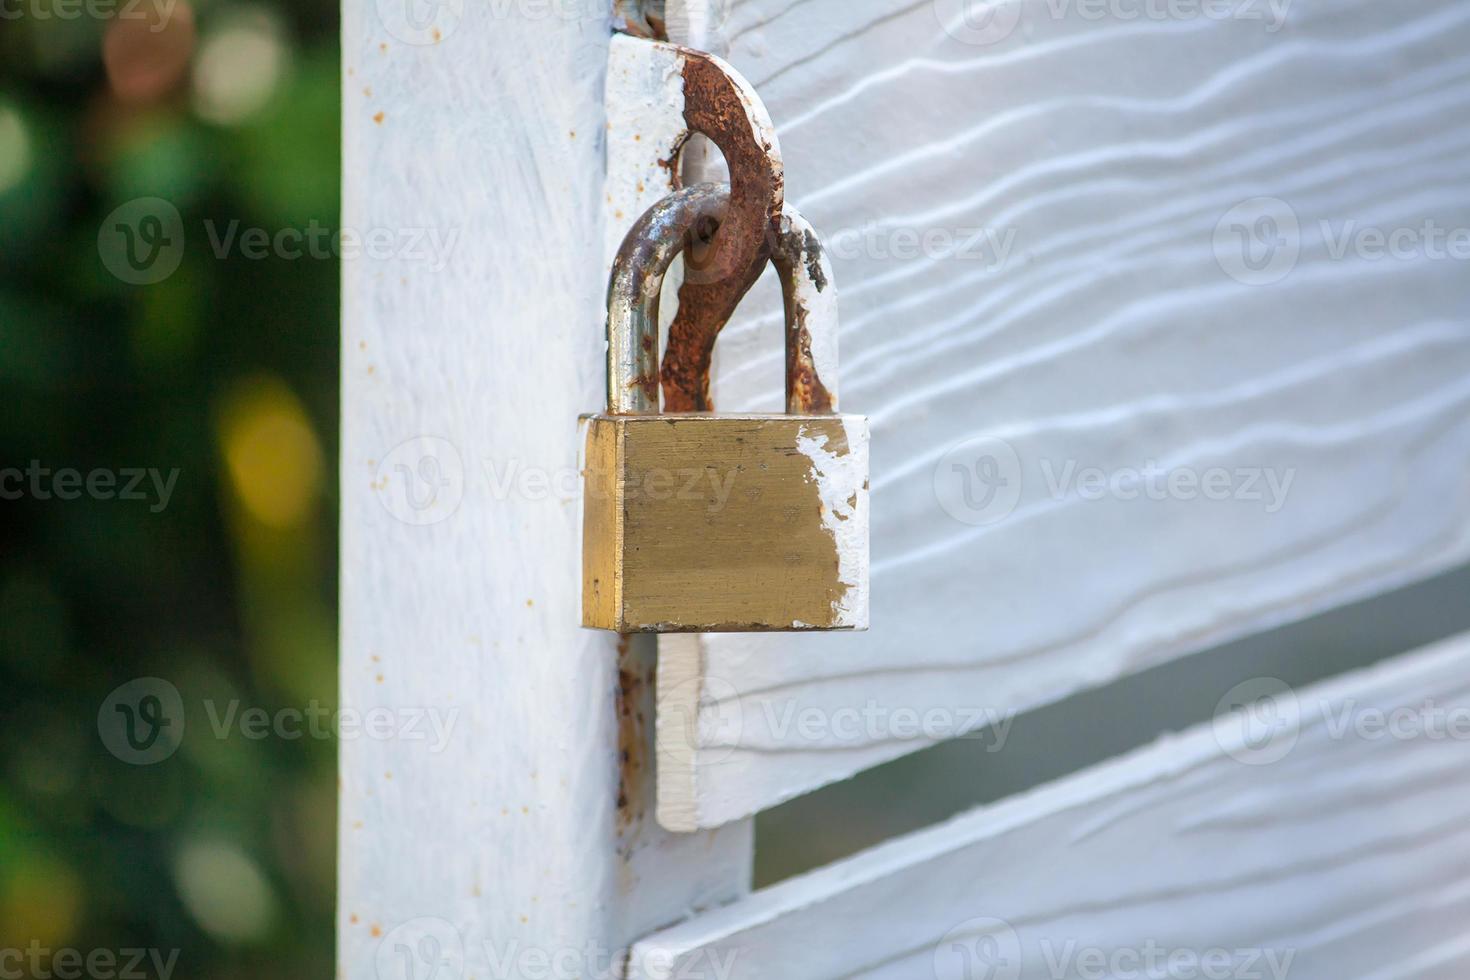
xmin=796 ymin=417 xmax=871 ymax=630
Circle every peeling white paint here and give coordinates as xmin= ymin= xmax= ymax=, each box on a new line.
xmin=796 ymin=416 xmax=870 ymax=630
xmin=778 ymin=207 xmax=842 ymax=410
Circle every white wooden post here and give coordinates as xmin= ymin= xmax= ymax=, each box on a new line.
xmin=338 ymin=2 xmax=750 ymax=976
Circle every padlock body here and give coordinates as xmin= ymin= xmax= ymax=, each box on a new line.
xmin=581 ymin=413 xmax=869 ymax=632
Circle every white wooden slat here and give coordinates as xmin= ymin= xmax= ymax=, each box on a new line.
xmin=656 ymin=0 xmax=1470 ymax=829
xmin=337 ymin=5 xmax=752 ymax=977
xmin=630 ymin=629 xmax=1470 ymax=978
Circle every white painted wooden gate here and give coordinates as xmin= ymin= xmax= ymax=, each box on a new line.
xmin=340 ymin=0 xmax=1470 ymax=976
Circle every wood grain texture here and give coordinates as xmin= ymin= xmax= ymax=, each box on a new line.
xmin=658 ymin=0 xmax=1470 ymax=828
xmin=338 ymin=6 xmax=752 ymax=977
xmin=630 ymin=630 xmax=1470 ymax=978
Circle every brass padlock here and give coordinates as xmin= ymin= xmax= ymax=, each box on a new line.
xmin=581 ymin=184 xmax=870 ymax=633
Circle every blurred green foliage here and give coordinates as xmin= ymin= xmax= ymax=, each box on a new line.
xmin=1 ymin=1 xmax=341 ymax=975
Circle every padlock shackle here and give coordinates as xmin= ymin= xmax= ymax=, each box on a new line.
xmin=605 ymin=183 xmax=839 ymax=415
xmin=770 ymin=206 xmax=840 ymax=415
xmin=606 ymin=184 xmax=729 ymax=414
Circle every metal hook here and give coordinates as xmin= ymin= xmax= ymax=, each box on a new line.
xmin=606 ymin=183 xmax=839 ymax=416
xmin=654 ymin=45 xmax=785 ymax=413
